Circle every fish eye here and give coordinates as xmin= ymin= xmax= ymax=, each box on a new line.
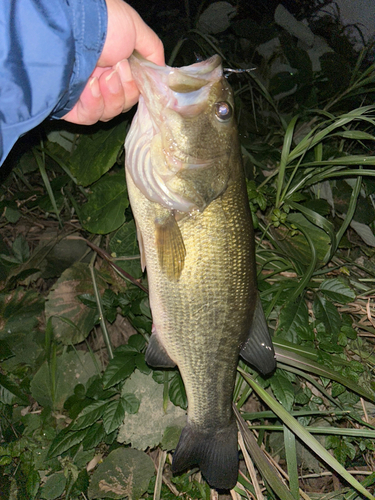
xmin=214 ymin=101 xmax=233 ymax=122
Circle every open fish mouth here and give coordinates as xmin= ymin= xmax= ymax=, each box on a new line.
xmin=129 ymin=51 xmax=223 ymax=118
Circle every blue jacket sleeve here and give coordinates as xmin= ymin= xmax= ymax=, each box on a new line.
xmin=0 ymin=0 xmax=107 ymax=165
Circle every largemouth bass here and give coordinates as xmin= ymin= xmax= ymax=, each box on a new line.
xmin=125 ymin=52 xmax=276 ymax=490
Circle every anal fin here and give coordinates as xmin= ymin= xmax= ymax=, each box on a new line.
xmin=240 ymin=293 xmax=276 ymax=375
xmin=145 ymin=332 xmax=176 ymax=368
xmin=155 ymin=213 xmax=186 ymax=281
xmin=172 ymin=420 xmax=239 ymax=490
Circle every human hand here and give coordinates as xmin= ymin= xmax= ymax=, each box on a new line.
xmin=62 ymin=0 xmax=164 ymax=125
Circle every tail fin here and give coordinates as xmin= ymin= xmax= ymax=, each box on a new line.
xmin=171 ymin=421 xmax=238 ymax=490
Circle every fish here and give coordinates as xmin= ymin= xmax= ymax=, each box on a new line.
xmin=124 ymin=52 xmax=276 ymax=490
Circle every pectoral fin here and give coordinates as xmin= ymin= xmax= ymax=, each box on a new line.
xmin=145 ymin=332 xmax=176 ymax=368
xmin=240 ymin=294 xmax=276 ymax=375
xmin=155 ymin=213 xmax=186 ymax=281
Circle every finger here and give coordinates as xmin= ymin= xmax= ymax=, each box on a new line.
xmin=116 ymin=59 xmax=140 ymax=112
xmin=134 ymin=24 xmax=165 ymax=66
xmin=97 ymin=68 xmax=127 ymax=121
xmin=62 ymin=76 xmax=105 ymax=124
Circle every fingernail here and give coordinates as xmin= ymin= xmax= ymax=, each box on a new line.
xmin=89 ymin=76 xmax=101 ymax=98
xmin=106 ymin=70 xmax=122 ymax=94
xmin=116 ymin=60 xmax=131 ymax=83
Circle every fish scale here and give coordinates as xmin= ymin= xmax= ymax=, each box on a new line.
xmin=125 ymin=52 xmax=276 ymax=490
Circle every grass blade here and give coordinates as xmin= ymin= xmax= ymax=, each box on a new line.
xmin=335 ymin=172 xmax=362 ymax=251
xmin=274 ymin=345 xmax=375 ymax=402
xmin=33 ymin=148 xmax=62 ymax=225
xmin=246 ymin=426 xmax=375 ymax=438
xmin=345 ymin=473 xmax=375 ymax=500
xmin=287 ymin=224 xmax=317 ymax=302
xmin=234 ymin=404 xmax=296 ymax=500
xmin=287 ymin=201 xmax=336 ymax=262
xmin=276 ymin=115 xmax=299 ymax=208
xmin=238 ymin=368 xmax=375 ymax=500
xmin=284 ymin=425 xmax=299 ymax=499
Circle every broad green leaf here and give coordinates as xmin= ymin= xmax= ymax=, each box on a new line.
xmin=102 ymin=354 xmax=136 ymax=389
xmin=0 ymin=385 xmax=19 ymax=405
xmin=40 ymin=236 xmax=90 ymax=280
xmin=30 ymin=351 xmax=99 ymax=410
xmin=68 ymin=121 xmax=127 ymax=186
xmin=333 ymin=179 xmax=375 ymax=226
xmin=82 ymin=422 xmax=107 ymax=450
xmin=71 ymin=400 xmax=109 ymax=431
xmin=331 ymin=381 xmax=346 ymax=398
xmin=0 ymin=289 xmax=43 ymax=339
xmin=3 ymin=206 xmax=21 ymax=223
xmin=128 ymin=334 xmax=146 ymax=352
xmin=71 ymin=469 xmax=90 ymax=497
xmin=169 ymin=372 xmax=188 ymax=410
xmin=88 ymin=447 xmax=154 ymax=499
xmin=80 ymin=172 xmax=128 ymax=234
xmin=350 ymin=219 xmax=375 ymax=247
xmin=45 ymin=262 xmax=106 ymax=344
xmin=48 ymin=428 xmax=88 ymax=458
xmin=40 ymin=472 xmax=67 ymax=500
xmin=103 ymin=398 xmax=127 ymax=435
xmin=46 ymin=129 xmax=76 ymax=153
xmin=2 ymin=332 xmax=43 ymax=372
xmin=161 ymin=426 xmax=183 ymax=451
xmin=320 ymin=278 xmax=355 ymax=304
xmin=276 ymin=297 xmax=309 ymax=343
xmin=0 ymin=373 xmax=28 ymax=404
xmin=269 ymin=370 xmax=295 ymax=411
xmin=334 ymin=440 xmax=356 ymax=464
xmin=86 ymin=376 xmax=118 ymax=400
xmin=270 ymin=212 xmax=330 ymax=265
xmin=318 ymin=341 xmax=344 ymax=354
xmin=239 ymin=368 xmax=374 ymax=500
xmin=287 ymin=201 xmax=336 ymax=261
xmin=118 ymin=371 xmax=186 ymax=450
xmin=0 ymin=340 xmax=13 ymax=361
xmin=341 ymin=323 xmax=357 ymax=340
xmin=135 ymin=354 xmax=152 ymax=375
xmin=26 ymin=468 xmax=40 ymax=499
xmin=313 ymin=295 xmax=341 ymax=335
xmin=12 ymin=235 xmax=30 ymax=263
xmin=109 ymin=221 xmax=142 ymax=279
xmin=122 ymin=392 xmax=140 ymax=414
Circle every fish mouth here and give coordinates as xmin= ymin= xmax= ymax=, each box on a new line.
xmin=130 ymin=51 xmax=226 ymax=169
xmin=129 ymin=51 xmax=223 ymax=119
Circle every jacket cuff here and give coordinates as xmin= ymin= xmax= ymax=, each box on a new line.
xmin=51 ymin=0 xmax=107 ymax=118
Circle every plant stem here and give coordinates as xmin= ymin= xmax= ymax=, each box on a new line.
xmin=89 ymin=250 xmax=113 ymax=360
